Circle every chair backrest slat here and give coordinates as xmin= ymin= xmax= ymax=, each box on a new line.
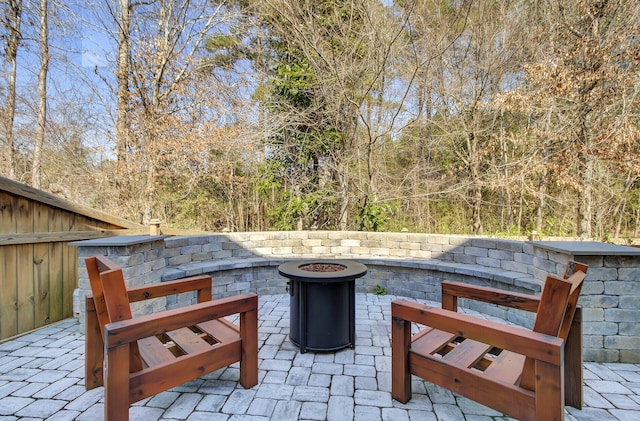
xmin=563 ymin=261 xmax=588 ymax=279
xmin=559 ymin=261 xmax=588 ymax=340
xmin=531 ymin=274 xmax=573 ymax=336
xmin=85 ymin=256 xmax=117 ymax=341
xmin=85 ymin=255 xmax=144 ymax=373
xmin=100 ymin=268 xmax=134 ymax=323
xmin=519 ymin=268 xmax=587 ymax=390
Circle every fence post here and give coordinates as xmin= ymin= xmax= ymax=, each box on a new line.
xmin=149 ymin=219 xmax=161 ymax=236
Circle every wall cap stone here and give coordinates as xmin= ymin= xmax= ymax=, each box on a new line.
xmin=530 ymin=241 xmax=640 ymax=256
xmin=70 ymin=235 xmax=170 ymax=247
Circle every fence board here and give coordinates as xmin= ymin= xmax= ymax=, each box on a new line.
xmin=16 ymin=196 xmax=35 ymax=333
xmin=0 ymin=246 xmax=18 ymax=339
xmin=34 ymin=202 xmax=51 ymax=328
xmin=0 ymin=192 xmax=17 ymax=339
xmin=62 ymin=213 xmax=77 ymax=318
xmin=48 ymin=207 xmax=64 ymax=325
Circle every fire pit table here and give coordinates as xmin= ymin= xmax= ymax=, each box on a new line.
xmin=278 ymin=260 xmax=367 ymax=353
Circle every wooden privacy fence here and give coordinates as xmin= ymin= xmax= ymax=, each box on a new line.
xmin=0 ymin=176 xmax=143 ymax=341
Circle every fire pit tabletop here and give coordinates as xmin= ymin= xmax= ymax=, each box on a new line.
xmin=278 ymin=259 xmax=367 ymax=282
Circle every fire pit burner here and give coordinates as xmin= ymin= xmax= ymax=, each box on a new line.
xmin=299 ymin=263 xmax=346 ymax=272
xmin=278 ymin=260 xmax=367 ymax=353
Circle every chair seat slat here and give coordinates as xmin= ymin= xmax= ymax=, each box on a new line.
xmin=483 ymin=350 xmax=525 ymax=385
xmin=443 ymin=338 xmax=494 ymax=368
xmin=166 ymin=327 xmax=212 ymax=354
xmin=411 ymin=328 xmax=458 ymax=356
xmin=198 ymin=319 xmax=240 ymax=343
xmin=138 ymin=337 xmax=176 ymax=367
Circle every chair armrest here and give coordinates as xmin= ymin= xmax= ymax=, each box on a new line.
xmin=105 ymin=293 xmax=258 ymax=348
xmin=442 ymin=281 xmax=540 ymax=313
xmin=392 ymin=299 xmax=563 ymax=365
xmin=126 ymin=275 xmax=212 ymax=303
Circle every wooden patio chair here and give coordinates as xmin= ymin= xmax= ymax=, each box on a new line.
xmin=391 ymin=261 xmax=588 ymax=421
xmin=84 ymin=255 xmax=258 ymax=421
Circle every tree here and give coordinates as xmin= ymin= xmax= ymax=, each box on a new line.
xmin=392 ymin=0 xmax=472 ymax=232
xmin=122 ymin=1 xmax=251 ymax=223
xmin=32 ymin=0 xmax=48 ymax=189
xmin=1 ymin=0 xmax=22 ymax=179
xmin=510 ymin=0 xmax=640 ymax=238
xmin=87 ymin=0 xmax=250 ymax=222
xmin=114 ymin=0 xmax=132 ymax=199
xmin=402 ymin=0 xmax=528 ymax=234
xmin=256 ymin=0 xmax=421 ymax=230
xmin=251 ymin=0 xmax=345 ymax=230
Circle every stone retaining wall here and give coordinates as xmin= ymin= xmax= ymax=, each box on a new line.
xmin=73 ymin=231 xmax=640 ymax=363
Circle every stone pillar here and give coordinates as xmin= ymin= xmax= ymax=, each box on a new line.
xmin=69 ymin=235 xmax=168 ymax=334
xmin=529 ymin=241 xmax=640 ymax=363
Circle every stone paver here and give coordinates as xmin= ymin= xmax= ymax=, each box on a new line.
xmin=0 ymin=293 xmax=639 ymax=420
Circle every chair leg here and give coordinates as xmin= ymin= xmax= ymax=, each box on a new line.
xmin=564 ymin=307 xmax=583 ymax=409
xmin=535 ymin=360 xmax=564 ymax=421
xmin=85 ymin=298 xmax=104 ymax=389
xmin=105 ymin=344 xmax=131 ymax=421
xmin=239 ymin=307 xmax=258 ymax=388
xmin=391 ymin=315 xmax=412 ymax=403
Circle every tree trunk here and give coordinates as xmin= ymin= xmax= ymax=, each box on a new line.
xmin=468 ymin=131 xmax=483 ymax=234
xmin=499 ymin=131 xmax=512 ymax=231
xmin=338 ymin=162 xmax=349 ymax=231
xmin=535 ymin=118 xmax=553 ymax=233
xmin=32 ymin=0 xmax=49 ymax=189
xmin=614 ymin=175 xmax=635 ymax=239
xmin=517 ymin=182 xmax=524 ymax=233
xmin=3 ymin=0 xmax=22 ymax=179
xmin=472 ymin=185 xmax=483 ymax=234
xmin=535 ymin=167 xmax=547 ymax=233
xmin=115 ymin=0 xmax=131 ymax=191
xmin=578 ymin=153 xmax=593 ymax=238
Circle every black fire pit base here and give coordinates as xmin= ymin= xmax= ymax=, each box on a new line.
xmin=289 ymin=279 xmax=353 ymax=352
xmin=278 ymin=260 xmax=367 ymax=353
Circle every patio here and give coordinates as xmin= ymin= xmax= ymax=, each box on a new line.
xmin=1 ymin=293 xmax=639 ymax=421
